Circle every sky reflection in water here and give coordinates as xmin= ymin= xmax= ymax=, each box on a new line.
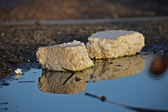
xmin=0 ymin=54 xmax=168 ymax=112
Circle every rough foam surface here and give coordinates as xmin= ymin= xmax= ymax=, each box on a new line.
xmin=36 ymin=40 xmax=94 ymax=71
xmin=87 ymin=30 xmax=145 ymax=59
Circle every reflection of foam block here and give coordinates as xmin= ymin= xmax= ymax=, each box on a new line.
xmin=87 ymin=30 xmax=145 ymax=59
xmin=38 ymin=69 xmax=92 ymax=94
xmin=36 ymin=40 xmax=94 ymax=71
xmin=91 ymin=55 xmax=145 ymax=82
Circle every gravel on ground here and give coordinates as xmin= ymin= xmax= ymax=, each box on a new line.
xmin=0 ymin=19 xmax=168 ymax=78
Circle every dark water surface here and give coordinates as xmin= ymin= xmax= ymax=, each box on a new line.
xmin=0 ymin=54 xmax=168 ymax=112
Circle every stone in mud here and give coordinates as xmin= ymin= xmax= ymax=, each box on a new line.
xmin=86 ymin=30 xmax=145 ymax=59
xmin=38 ymin=69 xmax=92 ymax=94
xmin=90 ymin=55 xmax=145 ymax=82
xmin=36 ymin=40 xmax=94 ymax=71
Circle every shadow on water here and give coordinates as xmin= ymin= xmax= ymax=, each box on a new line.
xmin=149 ymin=54 xmax=168 ymax=79
xmin=84 ymin=93 xmax=168 ymax=112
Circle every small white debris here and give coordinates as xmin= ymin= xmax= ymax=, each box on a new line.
xmin=2 ymin=33 xmax=4 ymax=36
xmin=15 ymin=68 xmax=22 ymax=74
xmin=27 ymin=59 xmax=30 ymax=62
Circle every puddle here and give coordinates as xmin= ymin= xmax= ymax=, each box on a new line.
xmin=0 ymin=54 xmax=168 ymax=112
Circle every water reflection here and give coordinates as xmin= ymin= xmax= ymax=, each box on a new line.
xmin=91 ymin=55 xmax=145 ymax=82
xmin=38 ymin=69 xmax=92 ymax=94
xmin=149 ymin=54 xmax=168 ymax=78
xmin=15 ymin=74 xmax=22 ymax=79
xmin=38 ymin=55 xmax=145 ymax=94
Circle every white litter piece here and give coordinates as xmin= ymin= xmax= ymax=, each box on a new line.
xmin=15 ymin=68 xmax=22 ymax=74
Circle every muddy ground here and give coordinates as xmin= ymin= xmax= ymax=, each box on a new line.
xmin=0 ymin=19 xmax=168 ymax=78
xmin=0 ymin=0 xmax=168 ymax=78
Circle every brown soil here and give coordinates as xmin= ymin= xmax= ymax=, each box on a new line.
xmin=0 ymin=0 xmax=168 ymax=22
xmin=0 ymin=0 xmax=168 ymax=79
xmin=0 ymin=20 xmax=168 ymax=77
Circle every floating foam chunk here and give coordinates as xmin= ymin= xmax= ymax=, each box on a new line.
xmin=15 ymin=68 xmax=22 ymax=74
xmin=86 ymin=30 xmax=145 ymax=59
xmin=36 ymin=40 xmax=94 ymax=71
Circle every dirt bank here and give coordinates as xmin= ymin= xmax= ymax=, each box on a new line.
xmin=0 ymin=0 xmax=168 ymax=22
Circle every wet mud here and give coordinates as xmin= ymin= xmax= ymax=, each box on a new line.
xmin=0 ymin=19 xmax=168 ymax=77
